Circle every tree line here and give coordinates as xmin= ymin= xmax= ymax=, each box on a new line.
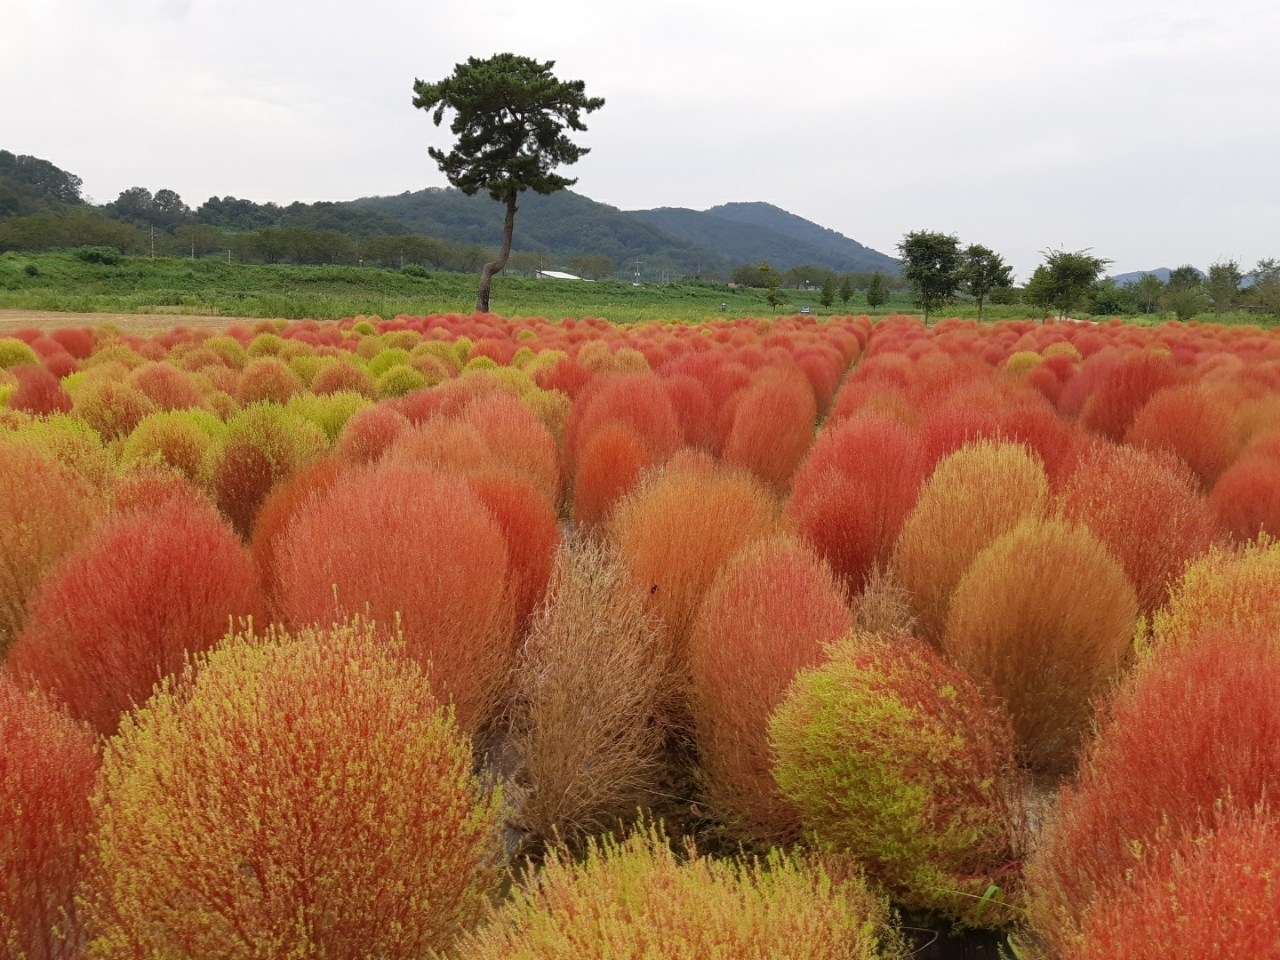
xmin=895 ymin=230 xmax=1280 ymax=321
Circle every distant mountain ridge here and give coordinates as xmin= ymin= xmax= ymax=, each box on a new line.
xmin=1110 ymin=267 xmax=1206 ymax=285
xmin=1 ymin=147 xmax=901 ymax=279
xmin=349 ymin=188 xmax=899 ymax=279
xmin=630 ymin=201 xmax=897 ymax=275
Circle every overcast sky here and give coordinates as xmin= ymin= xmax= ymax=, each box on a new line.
xmin=3 ymin=0 xmax=1277 ymax=276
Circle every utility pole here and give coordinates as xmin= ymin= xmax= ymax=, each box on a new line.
xmin=150 ymin=225 xmax=155 ymax=259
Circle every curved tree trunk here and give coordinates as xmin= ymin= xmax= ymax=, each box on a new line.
xmin=476 ymin=194 xmax=518 ymax=313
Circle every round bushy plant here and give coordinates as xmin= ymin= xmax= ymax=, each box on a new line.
xmin=609 ymin=458 xmax=782 ymax=672
xmin=0 ymin=679 xmax=100 ymax=960
xmin=1150 ymin=537 xmax=1280 ymax=647
xmin=770 ymin=632 xmax=1026 ymax=927
xmin=1025 ymin=628 xmax=1280 ymax=955
xmin=0 ymin=437 xmax=100 ymax=656
xmin=943 ymin=516 xmax=1138 ymax=774
xmin=375 ymin=363 xmax=427 ymax=399
xmin=211 ymin=403 xmax=326 ymax=538
xmin=1063 ymin=810 xmax=1280 ymax=960
xmin=85 ymin=620 xmax=504 ymax=960
xmin=8 ymin=497 xmax=263 ymax=734
xmin=688 ymin=535 xmax=851 ymax=844
xmin=120 ymin=410 xmax=219 ymax=486
xmin=0 ymin=337 xmax=38 ymax=370
xmin=892 ymin=439 xmax=1049 ymax=642
xmin=454 ymin=822 xmax=897 ymax=960
xmin=274 ymin=461 xmax=513 ymax=733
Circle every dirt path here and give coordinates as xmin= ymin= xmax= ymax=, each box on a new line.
xmin=0 ymin=310 xmax=253 ymax=335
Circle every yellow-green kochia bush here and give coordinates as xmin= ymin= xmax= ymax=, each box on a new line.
xmin=85 ymin=619 xmax=504 ymax=960
xmin=454 ymin=821 xmax=900 ymax=960
xmin=0 ymin=337 xmax=38 ymax=369
xmin=769 ymin=632 xmax=1027 ymax=927
xmin=376 ymin=363 xmax=428 ymax=399
xmin=367 ymin=347 xmax=412 ymax=378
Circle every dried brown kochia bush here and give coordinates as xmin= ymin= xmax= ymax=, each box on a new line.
xmin=851 ymin=564 xmax=917 ymax=638
xmin=508 ymin=537 xmax=668 ymax=852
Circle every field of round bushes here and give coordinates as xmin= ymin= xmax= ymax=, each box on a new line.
xmin=3 ymin=310 xmax=1280 ymax=958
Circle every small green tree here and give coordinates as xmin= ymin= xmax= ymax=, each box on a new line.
xmin=960 ymin=244 xmax=1013 ymax=321
xmin=819 ymin=276 xmax=835 ymax=307
xmin=413 ymin=54 xmax=604 ymax=313
xmin=1252 ymin=258 xmax=1280 ymax=318
xmin=1130 ymin=273 xmax=1165 ymax=314
xmin=1166 ymin=264 xmax=1204 ymax=290
xmin=1160 ymin=265 xmax=1206 ymax=321
xmin=865 ymin=271 xmax=889 ymax=310
xmin=757 ymin=261 xmax=784 ymax=312
xmin=897 ymin=231 xmax=961 ymax=324
xmin=1206 ymin=260 xmax=1242 ymax=316
xmin=1025 ymin=249 xmax=1111 ymax=318
xmin=838 ymin=274 xmax=853 ymax=307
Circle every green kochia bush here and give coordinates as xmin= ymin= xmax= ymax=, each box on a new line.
xmin=367 ymin=347 xmax=411 ymax=379
xmin=376 ymin=363 xmax=427 ymax=399
xmin=770 ymin=632 xmax=1027 ymax=927
xmin=0 ymin=337 xmax=38 ymax=369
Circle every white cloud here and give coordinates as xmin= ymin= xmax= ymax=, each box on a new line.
xmin=2 ymin=0 xmax=1277 ymax=275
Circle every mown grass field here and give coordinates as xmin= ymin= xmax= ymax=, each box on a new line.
xmin=0 ymin=252 xmax=927 ymax=323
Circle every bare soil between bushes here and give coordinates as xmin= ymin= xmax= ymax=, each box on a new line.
xmin=0 ymin=310 xmax=252 ymax=335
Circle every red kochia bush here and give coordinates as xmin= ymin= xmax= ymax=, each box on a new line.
xmin=461 ymin=392 xmax=561 ymax=507
xmin=1057 ymin=444 xmax=1219 ymax=613
xmin=1026 ymin=629 xmax=1280 ymax=954
xmin=311 ymin=359 xmax=376 ymax=399
xmin=687 ymin=536 xmax=851 ymax=843
xmin=336 ymin=403 xmax=409 ymax=464
xmin=722 ymin=366 xmax=817 ymax=493
xmin=274 ymin=462 xmax=513 ymax=733
xmin=8 ymin=364 xmax=73 ymax=415
xmin=1210 ymin=454 xmax=1280 ymax=542
xmin=250 ymin=458 xmax=349 ymax=616
xmin=1079 ymin=351 xmax=1187 ymax=440
xmin=234 ymin=357 xmax=300 ymax=405
xmin=49 ymin=327 xmax=95 ymax=360
xmin=7 ymin=499 xmax=263 ymax=734
xmin=467 ymin=471 xmax=559 ymax=634
xmin=128 ymin=362 xmax=205 ymax=411
xmin=1066 ymin=810 xmax=1280 ymax=960
xmin=789 ymin=413 xmax=928 ymax=592
xmin=572 ymin=422 xmax=650 ymax=527
xmin=566 ymin=373 xmax=682 ymax=480
xmin=1125 ymin=384 xmax=1238 ymax=489
xmin=0 ymin=679 xmax=100 ymax=960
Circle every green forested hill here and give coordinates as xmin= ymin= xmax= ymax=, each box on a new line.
xmin=348 ymin=188 xmax=725 ymax=277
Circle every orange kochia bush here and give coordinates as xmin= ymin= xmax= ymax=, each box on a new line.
xmin=274 ymin=460 xmax=513 ymax=733
xmin=943 ymin=517 xmax=1137 ymax=774
xmin=609 ymin=458 xmax=783 ymax=674
xmin=0 ymin=437 xmax=100 ymax=655
xmin=8 ymin=498 xmax=263 ymax=735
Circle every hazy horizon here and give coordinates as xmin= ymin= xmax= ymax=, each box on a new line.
xmin=4 ymin=0 xmax=1277 ymax=279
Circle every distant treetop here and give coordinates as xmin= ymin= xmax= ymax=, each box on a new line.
xmin=0 ymin=149 xmax=84 ymax=205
